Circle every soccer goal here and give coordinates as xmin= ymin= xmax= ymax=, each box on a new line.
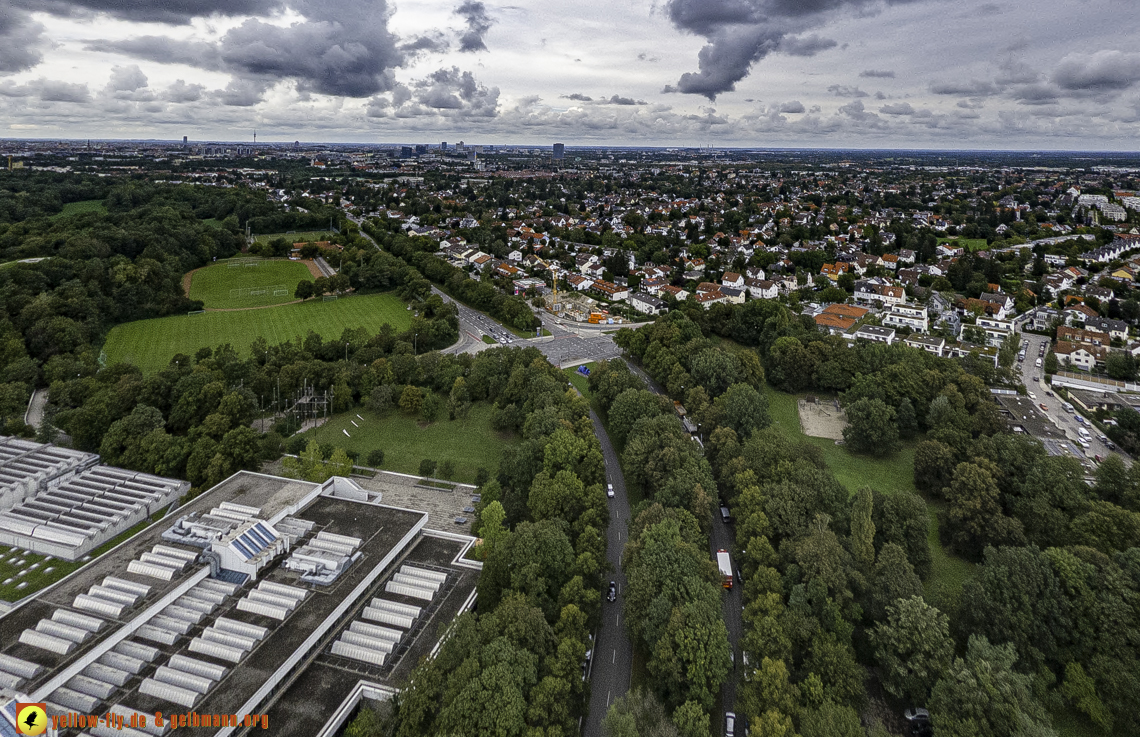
xmin=273 ymin=289 xmax=288 ymax=296
xmin=322 ymin=294 xmax=338 ymax=302
xmin=227 ymin=258 xmax=261 ymax=269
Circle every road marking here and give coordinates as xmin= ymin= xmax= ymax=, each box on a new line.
xmin=616 ymin=614 xmax=621 ymax=626
xmin=607 ymin=691 xmax=612 ymax=707
xmin=613 ymin=649 xmax=617 ymax=663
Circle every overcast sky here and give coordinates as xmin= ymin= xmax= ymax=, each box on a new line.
xmin=2 ymin=0 xmax=1139 ymax=148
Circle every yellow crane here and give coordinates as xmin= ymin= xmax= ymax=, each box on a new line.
xmin=533 ymin=256 xmax=560 ymax=314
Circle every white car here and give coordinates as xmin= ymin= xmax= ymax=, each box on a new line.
xmin=1028 ymin=392 xmax=1036 ymax=400
xmin=607 ymin=483 xmax=614 ymax=499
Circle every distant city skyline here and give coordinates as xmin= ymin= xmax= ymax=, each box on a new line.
xmin=1 ymin=0 xmax=1139 ymax=149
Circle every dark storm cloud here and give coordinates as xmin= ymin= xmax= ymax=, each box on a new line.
xmin=0 ymin=7 xmax=47 ymax=74
xmin=1052 ymin=51 xmax=1140 ymax=92
xmin=85 ymin=37 xmax=223 ymax=68
xmin=0 ymin=78 xmax=91 ymax=102
xmin=563 ymin=93 xmax=593 ymax=101
xmin=86 ymin=0 xmax=403 ymax=98
xmin=454 ymin=1 xmax=494 ymax=53
xmin=779 ymin=34 xmax=837 ymax=57
xmin=663 ymin=0 xmax=924 ymax=100
xmin=860 ymin=69 xmax=895 ymax=78
xmin=13 ymin=0 xmax=282 ymax=25
xmin=606 ymin=95 xmax=645 ymax=105
xmin=778 ymin=100 xmax=805 ymax=113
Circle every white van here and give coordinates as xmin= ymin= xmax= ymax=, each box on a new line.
xmin=1035 ymin=358 xmax=1042 ymax=368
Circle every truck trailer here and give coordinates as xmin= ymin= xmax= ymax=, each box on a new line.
xmin=716 ymin=549 xmax=733 ymax=589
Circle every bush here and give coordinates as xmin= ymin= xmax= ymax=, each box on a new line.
xmin=439 ymin=460 xmax=455 ymax=480
xmin=285 ymin=435 xmax=308 ymax=455
xmin=474 ymin=466 xmax=490 ymax=486
xmin=419 ymin=458 xmax=437 ymax=477
xmin=367 ymin=449 xmax=385 ymax=467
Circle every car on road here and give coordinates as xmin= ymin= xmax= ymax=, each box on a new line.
xmin=720 ymin=505 xmax=732 ymax=523
xmin=1107 ymin=440 xmax=1117 ymax=450
xmin=607 ymin=581 xmax=617 ymax=602
xmin=1046 ymin=390 xmax=1053 ymax=397
xmin=904 ymin=707 xmax=933 ymax=737
xmin=725 ymin=712 xmax=736 ymax=737
xmin=1040 ymin=403 xmax=1048 ymax=411
xmin=1029 ymin=392 xmax=1036 ymax=400
xmin=607 ymin=483 xmax=615 ymax=498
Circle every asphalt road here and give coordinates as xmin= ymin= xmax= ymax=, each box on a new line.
xmin=624 ymin=357 xmax=744 ymax=728
xmin=583 ymin=408 xmax=634 ymax=737
xmin=709 ymin=516 xmax=743 ymax=730
xmin=1018 ymin=332 xmax=1124 ymax=468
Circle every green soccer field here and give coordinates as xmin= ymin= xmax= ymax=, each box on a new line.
xmin=299 ymin=403 xmax=519 ymax=484
xmin=103 ymin=292 xmax=414 ymax=373
xmin=253 ymin=231 xmax=334 ymax=244
xmin=189 ymin=258 xmax=314 ymax=309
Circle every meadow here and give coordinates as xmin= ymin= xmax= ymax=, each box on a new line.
xmin=103 ymin=292 xmax=412 ymax=373
xmin=253 ymin=231 xmax=334 ymax=244
xmin=189 ymin=257 xmax=314 ymax=309
xmin=299 ymin=403 xmax=518 ymax=484
xmin=52 ymin=199 xmax=108 ymax=219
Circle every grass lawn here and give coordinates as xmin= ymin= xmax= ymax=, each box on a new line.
xmin=564 ymin=363 xmax=596 ymax=400
xmin=937 ymin=236 xmax=989 ymax=253
xmin=766 ymin=386 xmax=975 ymax=593
xmin=189 ymin=257 xmax=314 ymax=309
xmin=103 ymin=291 xmax=413 ymax=373
xmin=298 ymin=403 xmax=518 ymax=484
xmin=0 ymin=518 xmax=152 ymax=602
xmin=253 ymin=231 xmax=334 ymax=244
xmin=52 ymin=199 xmax=107 ymax=219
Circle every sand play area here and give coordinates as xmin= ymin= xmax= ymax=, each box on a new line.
xmin=798 ymin=396 xmax=849 ymax=440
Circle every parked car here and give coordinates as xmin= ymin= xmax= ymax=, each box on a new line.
xmin=607 ymin=483 xmax=615 ymax=499
xmin=607 ymin=581 xmax=617 ymax=602
xmin=1040 ymin=403 xmax=1048 ymax=411
xmin=725 ymin=712 xmax=736 ymax=737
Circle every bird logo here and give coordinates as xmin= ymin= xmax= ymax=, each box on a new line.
xmin=15 ymin=703 xmax=47 ymax=735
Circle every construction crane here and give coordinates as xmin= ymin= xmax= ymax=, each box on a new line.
xmin=532 ymin=256 xmax=560 ymax=314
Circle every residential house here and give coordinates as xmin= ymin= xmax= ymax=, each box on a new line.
xmin=591 ymin=280 xmax=630 ymax=302
xmin=814 ymin=304 xmax=869 ymax=335
xmin=745 ymin=278 xmax=779 ymax=300
xmin=821 ymin=263 xmax=850 ymax=281
xmin=975 ymin=316 xmax=1015 ymax=347
xmin=1085 ymin=316 xmax=1129 ymax=341
xmin=693 ymin=291 xmax=728 ymax=309
xmin=854 ymin=280 xmax=907 ymax=306
xmin=904 ymin=334 xmax=946 ymax=357
xmin=978 ymin=292 xmax=1013 ymax=318
xmin=850 ymin=325 xmax=897 ymax=345
xmin=721 ymin=286 xmax=745 ymax=305
xmin=629 ymin=292 xmax=667 ymax=316
xmin=721 ymin=272 xmax=745 ymax=289
xmin=1057 ymin=325 xmax=1111 ymax=347
xmin=1064 ymin=303 xmax=1100 ymax=325
xmin=1054 ymin=341 xmax=1108 ymax=371
xmin=472 ymin=253 xmax=493 ymax=271
xmin=883 ymin=304 xmax=930 ymax=333
xmin=565 ymin=274 xmax=594 ymax=292
xmin=660 ymin=285 xmax=689 ymax=301
xmin=507 ymin=249 xmax=524 ymax=262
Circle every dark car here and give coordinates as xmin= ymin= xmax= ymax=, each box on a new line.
xmin=607 ymin=581 xmax=617 ymax=602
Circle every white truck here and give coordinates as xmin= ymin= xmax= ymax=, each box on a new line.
xmin=716 ymin=549 xmax=733 ymax=590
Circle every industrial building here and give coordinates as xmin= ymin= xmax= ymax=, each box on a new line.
xmin=0 ymin=470 xmax=480 ymax=737
xmin=0 ymin=438 xmax=187 ymax=561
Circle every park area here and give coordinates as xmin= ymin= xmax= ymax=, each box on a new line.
xmin=102 ymin=292 xmax=412 ymax=373
xmin=298 ymin=403 xmax=518 ymax=485
xmin=767 ymin=387 xmax=975 ymax=601
xmin=188 ymin=257 xmax=314 ymax=309
xmin=253 ymin=231 xmax=334 ymax=244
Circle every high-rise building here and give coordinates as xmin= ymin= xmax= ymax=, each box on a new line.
xmin=553 ymin=143 xmax=565 ymax=160
xmin=441 ymin=141 xmax=447 ymax=150
xmin=183 ymin=135 xmax=188 ymax=146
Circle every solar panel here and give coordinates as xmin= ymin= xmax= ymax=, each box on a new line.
xmin=239 ymin=532 xmax=263 ymax=554
xmin=230 ymin=538 xmax=252 ymax=560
